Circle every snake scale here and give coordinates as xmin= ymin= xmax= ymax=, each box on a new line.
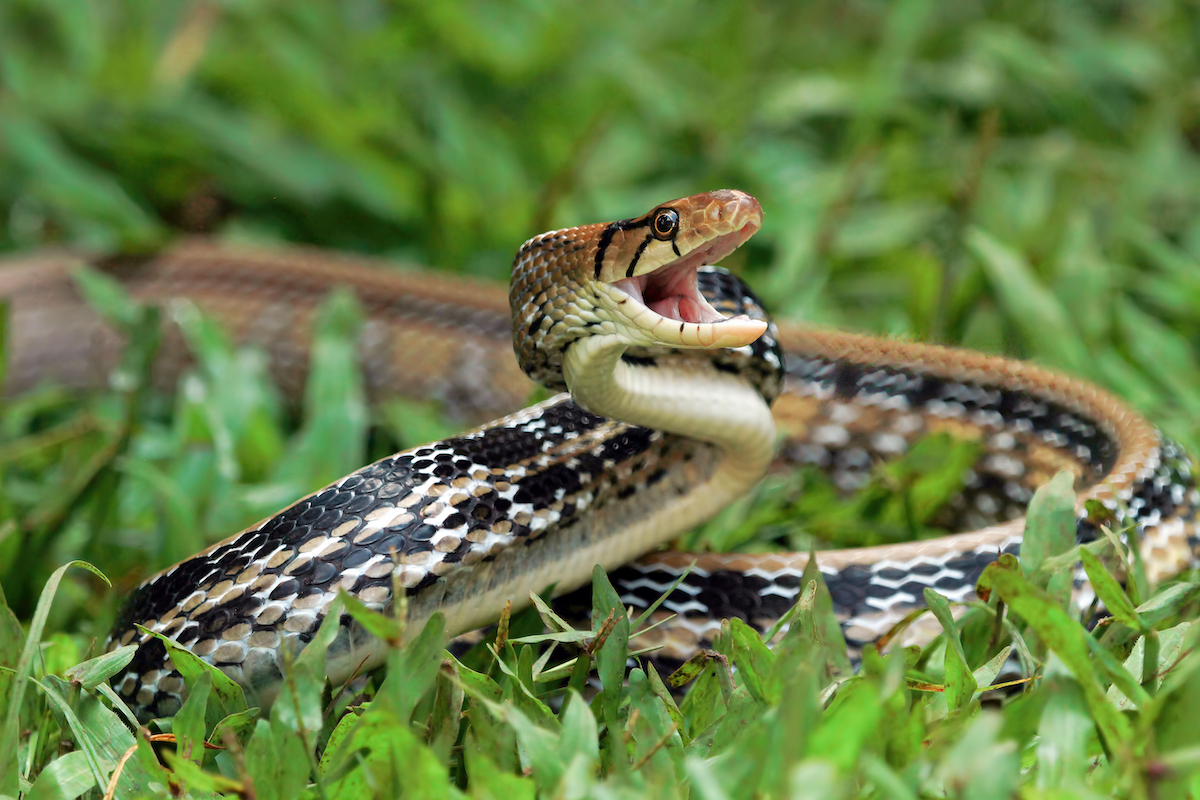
xmin=2 ymin=190 xmax=1197 ymax=722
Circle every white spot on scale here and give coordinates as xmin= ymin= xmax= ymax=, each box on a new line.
xmin=871 ymin=433 xmax=908 ymax=455
xmin=662 ymin=599 xmax=707 ymax=616
xmin=989 ymin=432 xmax=1016 ymax=451
xmin=813 ymin=424 xmax=850 ymax=447
xmin=829 ymin=403 xmax=860 ymax=424
xmin=864 ymin=592 xmax=917 ymax=611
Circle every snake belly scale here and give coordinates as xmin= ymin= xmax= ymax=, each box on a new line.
xmin=0 ymin=190 xmax=1197 ymax=721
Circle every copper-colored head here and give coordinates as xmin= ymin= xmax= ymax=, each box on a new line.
xmin=509 ymin=190 xmax=766 ymax=389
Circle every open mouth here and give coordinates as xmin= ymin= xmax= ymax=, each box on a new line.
xmin=610 ymin=225 xmax=757 ymax=327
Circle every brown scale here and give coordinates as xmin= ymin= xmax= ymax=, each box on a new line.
xmin=0 ymin=242 xmax=534 ymax=423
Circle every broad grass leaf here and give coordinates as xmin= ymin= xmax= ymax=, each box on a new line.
xmin=480 ymin=699 xmax=563 ymax=795
xmin=807 ymin=679 xmax=882 ymax=771
xmin=450 ymin=654 xmax=504 ymax=704
xmin=1080 ymin=548 xmax=1142 ymax=631
xmin=173 ymin=302 xmax=285 ymax=482
xmin=2 ymin=113 xmax=158 ymax=245
xmin=976 ymin=558 xmax=1133 ymax=750
xmin=683 ymin=756 xmax=735 ymax=800
xmin=787 ymin=555 xmax=852 ymax=677
xmin=211 ymin=706 xmax=259 ymax=743
xmin=1093 ymin=350 xmax=1163 ymax=411
xmin=172 ymin=671 xmax=211 ymax=765
xmin=486 ymin=643 xmax=554 ymax=728
xmin=1 ymin=561 xmax=109 ymax=798
xmin=1034 ymin=675 xmax=1093 ymax=791
xmin=137 ymin=627 xmax=249 ymax=722
xmin=25 ymin=676 xmax=108 ymax=796
xmin=464 ymin=741 xmax=535 ymax=800
xmin=274 ymin=594 xmax=350 ymax=744
xmin=710 ymin=685 xmax=761 ymax=756
xmin=1051 ymin=212 xmax=1113 ymax=345
xmin=1019 ymin=471 xmax=1076 ymax=609
xmin=72 ymin=687 xmax=153 ymax=797
xmin=831 ymin=202 xmax=940 ymax=259
xmin=860 ymin=755 xmax=919 ymax=800
xmin=1129 ymin=223 xmax=1200 ymax=287
xmin=928 ymin=713 xmax=1019 ymax=800
xmin=591 ymin=564 xmax=630 ymax=747
xmin=273 ymin=288 xmax=367 ymax=490
xmin=117 ymin=459 xmax=206 ymax=569
xmin=1117 ymin=298 xmax=1200 ymax=417
xmin=557 ymin=689 xmax=599 ymax=773
xmin=677 ymin=660 xmax=724 ymax=744
xmin=1108 ymin=621 xmax=1194 ymax=710
xmin=787 ymin=760 xmax=849 ymax=800
xmin=1148 ymin=637 xmax=1200 ymax=798
xmin=967 ymin=227 xmax=1089 ymax=374
xmin=337 ymin=589 xmax=403 ymax=643
xmin=508 ymin=645 xmax=550 ymax=724
xmin=1142 ymin=580 xmax=1200 ymax=616
xmin=760 ymin=74 xmax=857 ymax=123
xmin=924 ymin=588 xmax=977 ymax=711
xmin=1085 ymin=635 xmax=1150 ymax=711
xmin=69 ymin=266 xmax=144 ymax=330
xmin=725 ymin=617 xmax=776 ymax=704
xmin=24 ymin=680 xmax=148 ymax=800
xmin=972 ymin=645 xmax=1012 ymax=690
xmin=375 ymin=610 xmax=446 ymax=724
xmin=317 ymin=712 xmax=360 ymax=778
xmin=176 ymin=101 xmax=342 ymax=201
xmin=645 ymin=663 xmax=687 ymax=744
xmin=627 ymin=669 xmax=683 ymax=781
xmin=773 ymin=646 xmax=825 ymax=794
xmin=159 ymin=750 xmax=241 ymax=797
xmin=325 ymin=712 xmax=465 ymax=798
xmin=429 ymin=665 xmax=465 ymax=764
xmin=23 ymin=750 xmax=98 ymax=800
xmin=244 ymin=718 xmax=310 ymax=800
xmin=0 ymin=583 xmax=24 ymax=741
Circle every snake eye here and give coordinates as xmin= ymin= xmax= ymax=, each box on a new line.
xmin=650 ymin=208 xmax=679 ymax=240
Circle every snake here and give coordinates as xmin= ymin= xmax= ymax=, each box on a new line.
xmin=2 ymin=190 xmax=1197 ymax=722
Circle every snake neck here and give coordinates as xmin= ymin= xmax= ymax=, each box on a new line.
xmin=562 ymin=333 xmax=777 ymax=508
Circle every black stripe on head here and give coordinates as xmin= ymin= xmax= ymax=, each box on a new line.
xmin=594 ymin=217 xmax=651 ymax=279
xmin=626 ymin=234 xmax=654 ymax=278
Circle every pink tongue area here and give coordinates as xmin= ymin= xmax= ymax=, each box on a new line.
xmin=649 ymin=294 xmax=714 ymax=324
xmin=657 ymin=296 xmax=696 ymax=323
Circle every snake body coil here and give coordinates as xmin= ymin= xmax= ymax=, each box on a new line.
xmin=1 ymin=190 xmax=1197 ymax=721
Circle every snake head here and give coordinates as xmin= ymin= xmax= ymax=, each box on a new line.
xmin=598 ymin=190 xmax=766 ymax=350
xmin=511 ymin=190 xmax=767 ymax=389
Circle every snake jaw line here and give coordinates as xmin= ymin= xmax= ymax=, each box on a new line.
xmin=598 ymin=279 xmax=768 ymax=351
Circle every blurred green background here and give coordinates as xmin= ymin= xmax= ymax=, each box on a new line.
xmin=2 ymin=0 xmax=1200 ymax=624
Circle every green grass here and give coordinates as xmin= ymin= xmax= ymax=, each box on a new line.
xmin=4 ymin=475 xmax=1200 ymax=798
xmin=3 ymin=0 xmax=1200 ymax=797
